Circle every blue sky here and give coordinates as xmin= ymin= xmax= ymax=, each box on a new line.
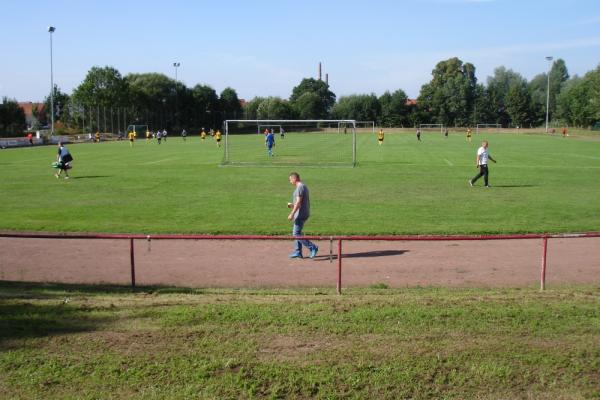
xmin=1 ymin=0 xmax=599 ymax=102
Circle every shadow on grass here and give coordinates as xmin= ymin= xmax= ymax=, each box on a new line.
xmin=488 ymin=185 xmax=537 ymax=188
xmin=71 ymin=175 xmax=111 ymax=179
xmin=0 ymin=280 xmax=205 ymax=343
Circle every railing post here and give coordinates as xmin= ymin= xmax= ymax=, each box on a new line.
xmin=540 ymin=236 xmax=548 ymax=291
xmin=337 ymin=239 xmax=342 ymax=295
xmin=130 ymin=238 xmax=136 ymax=288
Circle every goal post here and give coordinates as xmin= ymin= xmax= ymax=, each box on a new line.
xmin=224 ymin=120 xmax=357 ymax=166
xmin=419 ymin=123 xmax=444 ymax=134
xmin=476 ymin=123 xmax=501 ymax=134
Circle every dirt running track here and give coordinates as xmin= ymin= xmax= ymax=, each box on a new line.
xmin=0 ymin=237 xmax=599 ymax=289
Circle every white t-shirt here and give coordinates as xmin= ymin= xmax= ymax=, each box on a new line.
xmin=477 ymin=146 xmax=489 ymax=165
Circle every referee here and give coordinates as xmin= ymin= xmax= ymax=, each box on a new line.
xmin=469 ymin=140 xmax=497 ymax=187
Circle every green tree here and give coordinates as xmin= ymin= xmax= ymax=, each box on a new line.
xmin=505 ymin=83 xmax=532 ymax=127
xmin=72 ymin=66 xmax=129 ymax=108
xmin=556 ymin=65 xmax=600 ymax=127
xmin=379 ymin=89 xmax=409 ymax=127
xmin=418 ymin=57 xmax=477 ymax=126
xmin=126 ymin=73 xmax=178 ymax=129
xmin=220 ymin=87 xmax=242 ymax=120
xmin=332 ymin=94 xmax=380 ymax=122
xmin=485 ymin=67 xmax=527 ymax=126
xmin=192 ymin=84 xmax=220 ymax=129
xmin=0 ymin=97 xmax=26 ymax=136
xmin=257 ymin=97 xmax=294 ymax=119
xmin=549 ymin=59 xmax=569 ymax=118
xmin=72 ymin=66 xmax=130 ymax=131
xmin=43 ymin=85 xmax=70 ymax=126
xmin=243 ymin=97 xmax=265 ymax=119
xmin=289 ymin=78 xmax=335 ymax=119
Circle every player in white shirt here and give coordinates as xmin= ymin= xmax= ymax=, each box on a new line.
xmin=469 ymin=140 xmax=497 ymax=187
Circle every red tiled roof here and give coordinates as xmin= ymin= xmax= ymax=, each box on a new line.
xmin=18 ymin=102 xmax=44 ymax=117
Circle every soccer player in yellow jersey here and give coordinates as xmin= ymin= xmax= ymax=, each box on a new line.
xmin=377 ymin=128 xmax=384 ymax=145
xmin=146 ymin=129 xmax=151 ymax=143
xmin=215 ymin=130 xmax=222 ymax=147
xmin=200 ymin=128 xmax=207 ymax=142
xmin=128 ymin=130 xmax=136 ymax=147
xmin=466 ymin=128 xmax=472 ymax=142
xmin=94 ymin=131 xmax=100 ymax=142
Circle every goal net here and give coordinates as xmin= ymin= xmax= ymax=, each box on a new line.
xmin=338 ymin=121 xmax=375 ymax=135
xmin=476 ymin=124 xmax=501 ymax=134
xmin=257 ymin=124 xmax=282 ymax=135
xmin=224 ymin=120 xmax=357 ymax=166
xmin=419 ymin=123 xmax=444 ymax=134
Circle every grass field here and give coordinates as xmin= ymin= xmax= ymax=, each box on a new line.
xmin=1 ymin=282 xmax=599 ymax=399
xmin=1 ymin=129 xmax=599 ymax=235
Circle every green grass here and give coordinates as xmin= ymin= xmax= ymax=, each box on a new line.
xmin=1 ymin=282 xmax=599 ymax=399
xmin=1 ymin=131 xmax=599 ymax=235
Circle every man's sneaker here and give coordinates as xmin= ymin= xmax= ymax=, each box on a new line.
xmin=468 ymin=180 xmax=473 ymax=187
xmin=485 ymin=185 xmax=491 ymax=188
xmin=288 ymin=251 xmax=303 ymax=259
xmin=309 ymin=246 xmax=319 ymax=259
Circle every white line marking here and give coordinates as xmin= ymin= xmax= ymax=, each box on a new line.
xmin=444 ymin=158 xmax=454 ymax=166
xmin=142 ymin=158 xmax=173 ymax=165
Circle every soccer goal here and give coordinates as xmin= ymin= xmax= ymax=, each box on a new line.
xmin=127 ymin=124 xmax=149 ymax=136
xmin=476 ymin=123 xmax=502 ymax=134
xmin=224 ymin=120 xmax=357 ymax=166
xmin=257 ymin=124 xmax=282 ymax=135
xmin=419 ymin=123 xmax=444 ymax=134
xmin=338 ymin=121 xmax=375 ymax=135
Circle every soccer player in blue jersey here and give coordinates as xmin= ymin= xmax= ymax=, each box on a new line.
xmin=265 ymin=129 xmax=275 ymax=157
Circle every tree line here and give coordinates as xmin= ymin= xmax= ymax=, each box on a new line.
xmin=1 ymin=57 xmax=599 ymax=136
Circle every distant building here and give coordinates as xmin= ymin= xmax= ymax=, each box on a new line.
xmin=406 ymin=99 xmax=417 ymax=106
xmin=18 ymin=102 xmax=45 ymax=129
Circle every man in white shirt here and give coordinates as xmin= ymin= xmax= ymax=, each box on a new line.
xmin=469 ymin=140 xmax=497 ymax=187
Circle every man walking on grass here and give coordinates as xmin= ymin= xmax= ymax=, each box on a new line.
xmin=287 ymin=172 xmax=318 ymax=259
xmin=469 ymin=140 xmax=497 ymax=187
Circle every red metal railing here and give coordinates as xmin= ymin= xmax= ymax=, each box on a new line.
xmin=2 ymin=231 xmax=599 ymax=293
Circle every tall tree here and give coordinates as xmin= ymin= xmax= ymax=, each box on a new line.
xmin=192 ymin=84 xmax=220 ymax=129
xmin=256 ymin=97 xmax=294 ymax=119
xmin=243 ymin=97 xmax=265 ymax=119
xmin=220 ymin=87 xmax=242 ymax=120
xmin=418 ymin=57 xmax=477 ymax=126
xmin=0 ymin=97 xmax=26 ymax=136
xmin=72 ymin=66 xmax=129 ymax=108
xmin=43 ymin=85 xmax=70 ymax=125
xmin=332 ymin=94 xmax=380 ymax=122
xmin=289 ymin=78 xmax=335 ymax=119
xmin=379 ymin=89 xmax=409 ymax=127
xmin=505 ymin=83 xmax=532 ymax=127
xmin=485 ymin=67 xmax=527 ymax=126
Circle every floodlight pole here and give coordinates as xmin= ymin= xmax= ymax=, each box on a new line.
xmin=545 ymin=56 xmax=553 ymax=134
xmin=48 ymin=26 xmax=56 ymax=136
xmin=173 ymin=62 xmax=180 ymax=129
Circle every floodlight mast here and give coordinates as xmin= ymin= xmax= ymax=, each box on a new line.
xmin=48 ymin=26 xmax=56 ymax=136
xmin=545 ymin=56 xmax=553 ymax=134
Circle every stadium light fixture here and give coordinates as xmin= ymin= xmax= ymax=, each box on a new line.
xmin=545 ymin=56 xmax=553 ymax=134
xmin=48 ymin=26 xmax=56 ymax=136
xmin=173 ymin=62 xmax=180 ymax=128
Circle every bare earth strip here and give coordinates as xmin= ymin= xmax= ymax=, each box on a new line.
xmin=0 ymin=237 xmax=598 ymax=288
